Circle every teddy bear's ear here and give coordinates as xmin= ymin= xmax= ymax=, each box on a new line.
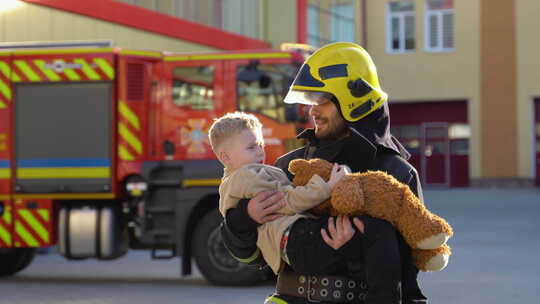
xmin=288 ymin=159 xmax=309 ymax=175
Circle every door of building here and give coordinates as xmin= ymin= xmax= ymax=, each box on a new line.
xmin=421 ymin=122 xmax=450 ymax=187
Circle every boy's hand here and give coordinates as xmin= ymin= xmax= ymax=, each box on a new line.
xmin=321 ymin=215 xmax=355 ymax=250
xmin=327 ymin=163 xmax=349 ymax=189
xmin=247 ymin=191 xmax=285 ymax=224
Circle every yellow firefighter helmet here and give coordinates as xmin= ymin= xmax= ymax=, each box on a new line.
xmin=284 ymin=42 xmax=387 ymax=122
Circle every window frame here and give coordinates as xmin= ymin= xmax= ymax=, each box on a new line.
xmin=424 ymin=0 xmax=455 ymax=53
xmin=329 ymin=3 xmax=355 ymax=43
xmin=386 ymin=1 xmax=416 ymax=54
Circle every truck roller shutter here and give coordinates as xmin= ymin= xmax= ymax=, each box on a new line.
xmin=14 ymin=82 xmax=112 ymax=193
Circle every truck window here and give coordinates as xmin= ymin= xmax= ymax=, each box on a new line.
xmin=236 ymin=62 xmax=296 ymax=123
xmin=172 ymin=66 xmax=215 ymax=110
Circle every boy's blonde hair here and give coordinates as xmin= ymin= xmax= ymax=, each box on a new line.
xmin=208 ymin=112 xmax=263 ymax=153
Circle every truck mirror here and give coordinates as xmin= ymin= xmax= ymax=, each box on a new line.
xmin=237 ymin=60 xmax=272 ymax=89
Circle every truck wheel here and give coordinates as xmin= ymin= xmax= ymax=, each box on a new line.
xmin=0 ymin=248 xmax=36 ymax=276
xmin=192 ymin=209 xmax=266 ymax=286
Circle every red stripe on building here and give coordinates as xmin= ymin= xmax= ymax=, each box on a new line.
xmin=22 ymin=0 xmax=271 ymax=50
xmin=297 ymin=0 xmax=307 ymax=44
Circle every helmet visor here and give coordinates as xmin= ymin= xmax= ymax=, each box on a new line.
xmin=283 ymin=90 xmax=333 ymax=105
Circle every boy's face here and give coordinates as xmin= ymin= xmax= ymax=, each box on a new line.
xmin=221 ymin=129 xmax=265 ymax=170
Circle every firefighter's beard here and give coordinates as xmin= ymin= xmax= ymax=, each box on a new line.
xmin=313 ymin=111 xmax=348 ymax=140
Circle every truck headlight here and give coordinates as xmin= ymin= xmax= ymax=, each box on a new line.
xmin=125 ymin=182 xmax=147 ymax=197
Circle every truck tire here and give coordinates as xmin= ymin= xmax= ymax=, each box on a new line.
xmin=192 ymin=208 xmax=266 ymax=286
xmin=0 ymin=248 xmax=36 ymax=276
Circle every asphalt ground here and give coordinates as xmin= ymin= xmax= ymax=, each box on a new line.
xmin=0 ymin=188 xmax=539 ymax=304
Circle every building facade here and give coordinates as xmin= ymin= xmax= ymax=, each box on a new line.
xmin=307 ymin=0 xmax=539 ymax=187
xmin=1 ymin=0 xmax=538 ymax=187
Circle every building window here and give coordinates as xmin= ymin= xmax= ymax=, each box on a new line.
xmin=222 ymin=0 xmax=259 ymax=39
xmin=330 ymin=3 xmax=355 ymax=43
xmin=307 ymin=5 xmax=321 ymax=46
xmin=307 ymin=0 xmax=356 ymax=48
xmin=387 ymin=1 xmax=415 ymax=53
xmin=425 ymin=0 xmax=454 ymax=52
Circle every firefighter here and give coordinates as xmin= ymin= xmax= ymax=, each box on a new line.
xmin=221 ymin=42 xmax=427 ymax=304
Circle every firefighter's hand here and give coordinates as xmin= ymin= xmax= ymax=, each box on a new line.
xmin=247 ymin=191 xmax=285 ymax=224
xmin=321 ymin=215 xmax=357 ymax=250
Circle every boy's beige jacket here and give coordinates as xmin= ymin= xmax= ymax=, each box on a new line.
xmin=219 ymin=163 xmax=331 ymax=273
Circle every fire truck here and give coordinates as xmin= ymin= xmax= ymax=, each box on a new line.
xmin=0 ymin=41 xmax=311 ymax=285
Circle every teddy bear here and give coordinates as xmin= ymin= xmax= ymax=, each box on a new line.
xmin=288 ymin=158 xmax=453 ymax=272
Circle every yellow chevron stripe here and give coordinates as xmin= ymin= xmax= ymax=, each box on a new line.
xmin=37 ymin=209 xmax=49 ymax=222
xmin=0 ymin=61 xmax=20 ymax=82
xmin=165 ymin=52 xmax=292 ymax=62
xmin=118 ymin=123 xmax=142 ymax=154
xmin=93 ymin=58 xmax=114 ymax=79
xmin=118 ymin=145 xmax=135 ymax=161
xmin=33 ymin=59 xmax=61 ymax=81
xmin=11 ymin=71 xmax=21 ymax=82
xmin=73 ymin=58 xmax=100 ymax=80
xmin=0 ymin=226 xmax=11 ymax=246
xmin=14 ymin=60 xmax=40 ymax=82
xmin=15 ymin=222 xmax=39 ymax=247
xmin=18 ymin=210 xmax=49 ymax=243
xmin=54 ymin=59 xmax=81 ymax=81
xmin=0 ymin=168 xmax=10 ymax=178
xmin=0 ymin=100 xmax=5 ymax=109
xmin=17 ymin=167 xmax=110 ymax=179
xmin=0 ymin=61 xmax=10 ymax=78
xmin=0 ymin=79 xmax=11 ymax=100
xmin=118 ymin=101 xmax=140 ymax=130
xmin=2 ymin=206 xmax=12 ymax=225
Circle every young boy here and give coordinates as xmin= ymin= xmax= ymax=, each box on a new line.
xmin=208 ymin=112 xmax=347 ymax=274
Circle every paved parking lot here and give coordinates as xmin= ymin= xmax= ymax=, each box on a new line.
xmin=1 ymin=188 xmax=539 ymax=304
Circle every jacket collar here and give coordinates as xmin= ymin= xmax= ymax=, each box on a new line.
xmin=297 ymin=128 xmax=378 ymax=172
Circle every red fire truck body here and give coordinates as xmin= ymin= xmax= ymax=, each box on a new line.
xmin=0 ymin=44 xmax=307 ymax=285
